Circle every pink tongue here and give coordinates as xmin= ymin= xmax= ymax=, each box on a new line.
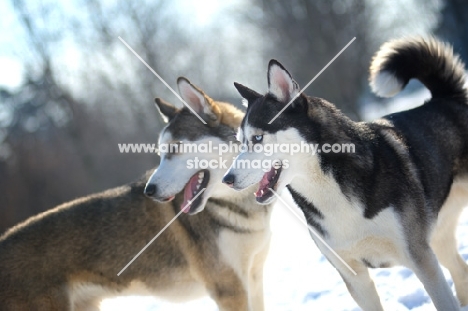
xmin=182 ymin=174 xmax=200 ymax=213
xmin=255 ymin=168 xmax=275 ymax=197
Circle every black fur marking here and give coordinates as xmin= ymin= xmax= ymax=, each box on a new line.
xmin=155 ymin=98 xmax=179 ymax=121
xmin=322 ymin=121 xmax=416 ymax=219
xmin=204 ymin=208 xmax=252 ymax=234
xmin=362 ymin=258 xmax=391 ymax=269
xmin=208 ymin=197 xmax=250 ymax=218
xmin=362 ymin=258 xmax=375 ymax=268
xmin=234 ymin=82 xmax=262 ymax=105
xmin=379 ymin=262 xmax=391 ymax=268
xmin=287 ymin=186 xmax=327 ymax=237
xmin=380 ymin=101 xmax=467 ymax=215
xmin=241 ymin=93 xmax=309 ymax=135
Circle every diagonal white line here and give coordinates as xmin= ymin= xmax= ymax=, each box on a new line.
xmin=269 ymin=188 xmax=357 ymax=276
xmin=118 ymin=36 xmax=207 ymax=125
xmin=117 ymin=188 xmax=206 ymax=276
xmin=268 ymin=37 xmax=356 ymax=124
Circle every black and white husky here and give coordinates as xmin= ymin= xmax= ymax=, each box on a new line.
xmin=223 ymin=37 xmax=468 ymax=310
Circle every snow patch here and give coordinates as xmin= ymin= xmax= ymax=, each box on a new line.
xmin=398 ymin=289 xmax=430 ymax=309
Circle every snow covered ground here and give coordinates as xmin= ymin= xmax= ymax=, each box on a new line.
xmin=102 ymin=190 xmax=468 ymax=311
xmin=102 ymin=88 xmax=468 ymax=310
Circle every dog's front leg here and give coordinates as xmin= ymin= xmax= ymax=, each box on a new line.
xmin=248 ymin=238 xmax=271 ymax=311
xmin=206 ymin=274 xmax=250 ymax=311
xmin=406 ymin=244 xmax=460 ymax=311
xmin=336 ymin=262 xmax=384 ymax=311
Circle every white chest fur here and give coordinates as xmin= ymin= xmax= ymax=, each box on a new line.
xmin=289 ymin=174 xmax=407 ymax=267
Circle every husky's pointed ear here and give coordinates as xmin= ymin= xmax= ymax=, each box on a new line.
xmin=155 ymin=98 xmax=179 ymax=123
xmin=177 ymin=77 xmax=221 ymax=126
xmin=267 ymin=59 xmax=300 ymax=103
xmin=234 ymin=82 xmax=261 ymax=107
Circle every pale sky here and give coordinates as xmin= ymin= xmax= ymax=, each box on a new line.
xmin=0 ymin=0 xmax=25 ymax=90
xmin=0 ymin=0 xmax=240 ymax=91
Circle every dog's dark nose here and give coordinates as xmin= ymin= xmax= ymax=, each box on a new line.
xmin=144 ymin=183 xmax=157 ymax=197
xmin=222 ymin=174 xmax=235 ymax=187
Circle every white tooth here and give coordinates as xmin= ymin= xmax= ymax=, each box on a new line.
xmin=275 ymin=170 xmax=278 ymax=175
xmin=198 ymin=178 xmax=203 ymax=184
xmin=260 ymin=190 xmax=264 ymax=196
xmin=198 ymin=172 xmax=204 ymax=178
xmin=196 ymin=185 xmax=200 ymax=190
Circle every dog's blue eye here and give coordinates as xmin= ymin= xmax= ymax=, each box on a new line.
xmin=252 ymin=135 xmax=263 ymax=143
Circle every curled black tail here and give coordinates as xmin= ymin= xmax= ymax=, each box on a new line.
xmin=370 ymin=37 xmax=467 ymax=100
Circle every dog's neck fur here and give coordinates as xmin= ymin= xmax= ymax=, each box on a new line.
xmin=208 ymin=184 xmax=273 ymax=214
xmin=283 ymin=97 xmax=380 ymax=220
xmin=304 ymin=96 xmax=373 ymax=173
xmin=208 ymin=100 xmax=274 ymax=227
xmin=215 ymin=104 xmax=273 ymax=216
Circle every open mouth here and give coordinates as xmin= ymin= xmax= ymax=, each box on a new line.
xmin=182 ymin=169 xmax=210 ymax=214
xmin=255 ymin=163 xmax=282 ymax=204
